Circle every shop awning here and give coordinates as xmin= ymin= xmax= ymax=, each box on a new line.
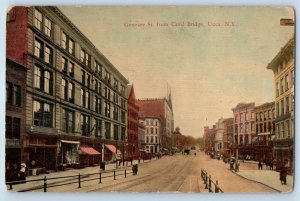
xmin=105 ymin=145 xmax=121 ymax=154
xmin=80 ymin=147 xmax=101 ymax=155
xmin=60 ymin=140 xmax=80 ymax=144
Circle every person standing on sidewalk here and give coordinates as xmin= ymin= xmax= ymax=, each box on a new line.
xmin=280 ymin=166 xmax=287 ymax=185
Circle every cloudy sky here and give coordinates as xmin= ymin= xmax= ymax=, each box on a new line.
xmin=59 ymin=6 xmax=294 ymax=138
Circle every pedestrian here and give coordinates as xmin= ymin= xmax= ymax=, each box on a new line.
xmin=280 ymin=167 xmax=287 ymax=185
xmin=18 ymin=163 xmax=27 ymax=183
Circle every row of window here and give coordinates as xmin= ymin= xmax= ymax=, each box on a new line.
xmin=234 ymin=134 xmax=250 ymax=145
xmin=276 ymin=70 xmax=294 ymax=97
xmin=234 ymin=123 xmax=255 ymax=134
xmin=33 ymin=99 xmax=126 ymax=138
xmin=34 ymin=8 xmax=126 ymax=96
xmin=145 ymin=136 xmax=159 ymax=144
xmin=276 ymin=94 xmax=294 ymax=117
xmin=276 ymin=120 xmax=293 ymax=140
xmin=145 ymin=127 xmax=159 ymax=135
xmin=256 ymin=110 xmax=275 ymax=122
xmin=144 ymin=119 xmax=159 ymax=126
xmin=234 ymin=112 xmax=255 ymax=123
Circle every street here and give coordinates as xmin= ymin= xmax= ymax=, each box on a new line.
xmin=69 ymin=151 xmax=276 ymax=192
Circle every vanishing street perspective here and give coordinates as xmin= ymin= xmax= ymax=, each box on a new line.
xmin=5 ymin=6 xmax=294 ymax=193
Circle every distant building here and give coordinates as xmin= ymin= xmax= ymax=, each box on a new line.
xmin=267 ymin=37 xmax=294 ymax=173
xmin=138 ymin=122 xmax=145 ymax=151
xmin=214 ymin=118 xmax=225 ymax=156
xmin=253 ymin=102 xmax=275 ymax=161
xmin=173 ymin=127 xmax=186 ymax=150
xmin=137 ymin=95 xmax=174 ymax=150
xmin=139 ymin=117 xmax=162 ymax=153
xmin=126 ymin=85 xmax=139 ymax=160
xmin=222 ymin=118 xmax=234 ymax=158
xmin=203 ymin=125 xmax=216 ymax=156
xmin=232 ymin=102 xmax=256 ymax=159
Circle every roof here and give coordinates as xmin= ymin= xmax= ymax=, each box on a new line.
xmin=136 ymin=98 xmax=166 ymax=118
xmin=80 ymin=147 xmax=101 ymax=155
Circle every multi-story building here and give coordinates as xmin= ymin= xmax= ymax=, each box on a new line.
xmin=5 ymin=58 xmax=28 ymax=168
xmin=253 ymin=102 xmax=275 ymax=161
xmin=173 ymin=127 xmax=186 ymax=151
xmin=126 ymin=85 xmax=139 ymax=160
xmin=138 ymin=117 xmax=162 ymax=153
xmin=267 ymin=37 xmax=294 ymax=173
xmin=232 ymin=102 xmax=256 ymax=159
xmin=203 ymin=125 xmax=216 ymax=157
xmin=137 ymin=95 xmax=174 ymax=150
xmin=6 ymin=6 xmax=128 ymax=171
xmin=222 ymin=118 xmax=234 ymax=158
xmin=214 ymin=117 xmax=225 ymax=157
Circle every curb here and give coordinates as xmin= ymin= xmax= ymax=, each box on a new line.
xmin=231 ymin=170 xmax=281 ymax=192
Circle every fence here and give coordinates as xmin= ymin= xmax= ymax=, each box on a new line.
xmin=200 ymin=168 xmax=224 ymax=193
xmin=6 ymin=165 xmax=138 ymax=192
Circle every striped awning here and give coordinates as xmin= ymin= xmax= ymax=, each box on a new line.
xmin=105 ymin=145 xmax=121 ymax=154
xmin=80 ymin=147 xmax=101 ymax=155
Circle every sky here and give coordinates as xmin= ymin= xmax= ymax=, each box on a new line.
xmin=59 ymin=6 xmax=294 ymax=138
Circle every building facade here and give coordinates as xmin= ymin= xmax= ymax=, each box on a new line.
xmin=267 ymin=37 xmax=294 ymax=173
xmin=139 ymin=117 xmax=162 ymax=153
xmin=126 ymin=85 xmax=139 ymax=160
xmin=173 ymin=127 xmax=186 ymax=151
xmin=214 ymin=118 xmax=225 ymax=156
xmin=137 ymin=96 xmax=174 ymax=151
xmin=6 ymin=6 xmax=128 ymax=171
xmin=232 ymin=102 xmax=256 ymax=160
xmin=222 ymin=118 xmax=234 ymax=158
xmin=253 ymin=102 xmax=275 ymax=161
xmin=5 ymin=58 xmax=28 ymax=168
xmin=203 ymin=125 xmax=216 ymax=157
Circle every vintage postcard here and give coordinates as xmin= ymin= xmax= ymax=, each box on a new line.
xmin=5 ymin=6 xmax=295 ymax=193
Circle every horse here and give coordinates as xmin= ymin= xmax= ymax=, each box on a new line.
xmin=265 ymin=161 xmax=274 ymax=170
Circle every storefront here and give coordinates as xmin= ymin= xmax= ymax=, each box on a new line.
xmin=79 ymin=147 xmax=101 ymax=167
xmin=58 ymin=140 xmax=80 ymax=168
xmin=104 ymin=144 xmax=122 ymax=162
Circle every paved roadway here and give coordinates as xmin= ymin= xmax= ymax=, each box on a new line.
xmin=84 ymin=151 xmax=276 ymax=193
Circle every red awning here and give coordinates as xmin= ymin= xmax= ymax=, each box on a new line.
xmin=105 ymin=145 xmax=121 ymax=154
xmin=80 ymin=147 xmax=101 ymax=155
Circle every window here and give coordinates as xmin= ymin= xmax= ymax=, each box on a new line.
xmin=264 ymin=111 xmax=267 ymax=120
xmin=62 ymin=79 xmax=67 ymax=100
xmin=69 ymin=62 xmax=74 ymax=77
xmin=94 ymin=96 xmax=101 ymax=114
xmin=276 ymin=82 xmax=279 ymax=97
xmin=81 ymin=114 xmax=91 ymax=136
xmin=61 ymin=32 xmax=75 ymax=55
xmin=114 ymin=124 xmax=119 ymax=140
xmin=151 ymin=128 xmax=154 ymax=134
xmin=80 ymin=49 xmax=90 ymax=67
xmin=240 ymin=124 xmax=243 ymax=133
xmin=34 ymin=38 xmax=53 ymax=64
xmin=114 ymin=93 xmax=118 ymax=104
xmin=94 ymin=61 xmax=102 ymax=77
xmin=291 ymin=70 xmax=294 ymax=86
xmin=285 ymin=74 xmax=289 ymax=91
xmin=34 ymin=65 xmax=53 ymax=94
xmin=104 ymin=70 xmax=111 ymax=84
xmin=34 ymin=38 xmax=42 ymax=58
xmin=61 ymin=108 xmax=74 ymax=133
xmin=286 ymin=96 xmax=289 ymax=113
xmin=121 ymin=110 xmax=126 ymax=123
xmin=245 ymin=124 xmax=249 ymax=133
xmin=121 ymin=85 xmax=125 ymax=95
xmin=105 ymin=122 xmax=111 ymax=139
xmin=251 ymin=112 xmax=254 ymax=120
xmin=44 ymin=17 xmax=52 ymax=37
xmin=6 ymin=116 xmax=21 ymax=139
xmin=33 ymin=100 xmax=53 ymax=127
xmin=113 ymin=105 xmax=119 ymax=120
xmin=114 ymin=79 xmax=119 ymax=90
xmin=280 ymin=78 xmax=284 ymax=94
xmin=239 ymin=113 xmax=242 ymax=122
xmin=121 ymin=99 xmax=126 ymax=109
xmin=281 ymin=99 xmax=284 ymax=115
xmin=68 ymin=82 xmax=74 ymax=103
xmin=6 ymin=82 xmax=21 ymax=106
xmin=121 ymin=127 xmax=126 ymax=141
xmin=94 ymin=79 xmax=101 ymax=94
xmin=44 ymin=71 xmax=51 ymax=93
xmin=245 ymin=113 xmax=248 ymax=121
xmin=81 ymin=89 xmax=85 ymax=107
xmin=268 ymin=110 xmax=272 ymax=119
xmin=62 ymin=57 xmax=67 ymax=72
xmin=86 ymin=74 xmax=90 ymax=88
xmin=105 ymin=100 xmax=110 ymax=118
xmin=251 ymin=122 xmax=255 ymax=132
xmin=151 ymin=136 xmax=153 ymax=143
xmin=81 ymin=70 xmax=85 ymax=85
xmin=235 ymin=115 xmax=238 ymax=123
xmin=95 ymin=119 xmax=102 ymax=137
xmin=34 ymin=9 xmax=42 ymax=30
xmin=85 ymin=91 xmax=90 ymax=109
xmin=276 ymin=102 xmax=279 ymax=117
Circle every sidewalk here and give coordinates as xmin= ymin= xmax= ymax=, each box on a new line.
xmin=234 ymin=170 xmax=293 ymax=192
xmin=6 ymin=158 xmax=157 ymax=192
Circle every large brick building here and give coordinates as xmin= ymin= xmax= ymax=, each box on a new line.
xmin=126 ymin=85 xmax=139 ymax=160
xmin=137 ymin=95 xmax=174 ymax=150
xmin=6 ymin=6 xmax=128 ymax=171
